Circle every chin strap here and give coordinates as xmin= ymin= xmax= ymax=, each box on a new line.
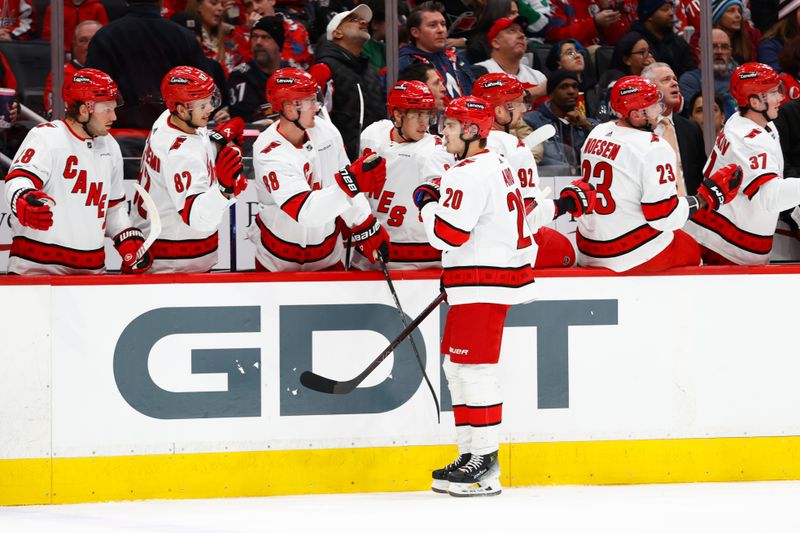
xmin=393 ymin=116 xmax=408 ymax=142
xmin=280 ymin=110 xmax=306 ymax=132
xmin=457 ymin=132 xmax=478 ymax=161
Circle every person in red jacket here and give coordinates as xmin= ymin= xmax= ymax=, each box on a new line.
xmin=545 ymin=0 xmax=636 ymax=46
xmin=42 ymin=0 xmax=109 ymax=49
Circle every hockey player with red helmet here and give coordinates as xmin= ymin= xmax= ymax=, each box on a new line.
xmin=685 ymin=62 xmax=800 ymax=265
xmin=4 ymin=68 xmax=152 ymax=275
xmin=473 ymin=72 xmax=593 ymax=269
xmin=577 ymin=75 xmax=743 ymax=273
xmin=131 ymin=65 xmax=247 ymax=273
xmin=352 ymin=79 xmax=454 ymax=270
xmin=412 ymin=95 xmax=536 ymax=497
xmin=249 ymin=67 xmax=390 ymax=271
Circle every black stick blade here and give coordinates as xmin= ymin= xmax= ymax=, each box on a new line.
xmin=299 ymin=371 xmax=338 ymax=394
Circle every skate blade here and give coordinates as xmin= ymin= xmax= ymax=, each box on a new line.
xmin=447 ymin=480 xmax=502 ymax=497
xmin=431 ymin=479 xmax=449 ymax=494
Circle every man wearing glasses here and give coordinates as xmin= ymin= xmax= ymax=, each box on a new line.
xmin=679 ymin=28 xmax=738 ymax=119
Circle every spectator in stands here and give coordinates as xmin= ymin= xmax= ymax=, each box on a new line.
xmin=523 ymin=70 xmax=597 ymax=168
xmin=518 ymin=0 xmax=552 ymax=39
xmin=398 ymin=1 xmax=475 ymax=99
xmin=185 ymin=0 xmax=245 ymax=75
xmin=398 ymin=62 xmax=448 ymax=112
xmin=779 ymin=36 xmax=800 ymax=103
xmin=546 ymin=40 xmax=598 ymax=118
xmin=313 ymin=4 xmax=385 ymax=160
xmin=775 ymin=93 xmax=800 ymax=177
xmin=44 ymin=20 xmax=103 ymax=116
xmin=43 ymin=0 xmax=109 ymax=49
xmin=759 ymin=1 xmax=800 ymax=71
xmin=473 ymin=16 xmax=547 ymax=100
xmin=597 ymin=32 xmax=655 ymax=120
xmin=86 ymin=0 xmax=210 ymax=130
xmin=630 ymin=0 xmax=696 ymax=76
xmin=546 ymin=0 xmax=635 ymax=47
xmin=710 ymin=0 xmax=761 ymax=65
xmin=360 ymin=0 xmax=387 ymax=71
xmin=0 ymin=0 xmax=33 ymax=40
xmin=237 ymin=0 xmax=313 ymax=69
xmin=674 ymin=0 xmax=700 ymax=37
xmin=466 ymin=0 xmax=519 ymax=65
xmin=688 ymin=92 xmax=725 ymax=137
xmin=679 ymin=28 xmax=737 ymax=119
xmin=643 ymin=62 xmax=706 ymax=195
xmin=227 ymin=16 xmax=283 ymax=122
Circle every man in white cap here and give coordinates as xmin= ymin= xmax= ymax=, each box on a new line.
xmin=310 ymin=4 xmax=386 ymax=160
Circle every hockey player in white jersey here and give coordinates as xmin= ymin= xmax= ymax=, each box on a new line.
xmin=577 ymin=76 xmax=743 ymax=273
xmin=412 ymin=96 xmax=540 ymax=497
xmin=472 ymin=72 xmax=590 ymax=268
xmin=249 ymin=67 xmax=390 ymax=271
xmin=353 ymin=79 xmax=454 ymax=270
xmin=685 ymin=62 xmax=800 ymax=265
xmin=4 ymin=68 xmax=152 ymax=275
xmin=131 ymin=66 xmax=247 ymax=273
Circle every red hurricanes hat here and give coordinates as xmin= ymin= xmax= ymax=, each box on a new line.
xmin=488 ymin=16 xmax=528 ymax=44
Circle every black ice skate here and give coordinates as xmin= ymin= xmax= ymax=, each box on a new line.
xmin=446 ymin=450 xmax=501 ymax=497
xmin=431 ymin=453 xmax=472 ymax=494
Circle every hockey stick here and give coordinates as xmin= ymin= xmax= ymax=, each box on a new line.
xmin=379 ymin=258 xmax=441 ymax=422
xmin=134 ymin=183 xmax=161 ymax=264
xmin=523 ymin=123 xmax=557 ymax=150
xmin=300 ymin=291 xmax=447 ymax=395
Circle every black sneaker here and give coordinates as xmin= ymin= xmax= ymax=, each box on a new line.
xmin=431 ymin=453 xmax=471 ymax=494
xmin=447 ymin=450 xmax=501 ymax=497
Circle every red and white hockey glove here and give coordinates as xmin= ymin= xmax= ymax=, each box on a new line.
xmin=413 ymin=177 xmax=441 ymax=210
xmin=557 ymin=179 xmax=596 ymax=217
xmin=697 ymin=164 xmax=743 ymax=210
xmin=209 ymin=117 xmax=245 ymax=148
xmin=114 ymin=227 xmax=152 ymax=274
xmin=335 ymin=149 xmax=386 ymax=198
xmin=216 ymin=146 xmax=247 ymax=197
xmin=351 ymin=215 xmax=391 ymax=263
xmin=12 ymin=189 xmax=55 ymax=230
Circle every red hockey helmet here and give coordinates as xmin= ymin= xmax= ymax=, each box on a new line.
xmin=730 ymin=62 xmax=781 ymax=107
xmin=444 ymin=96 xmax=493 ymax=138
xmin=161 ymin=66 xmax=219 ymax=112
xmin=387 ymin=80 xmax=436 ymax=115
xmin=472 ymin=72 xmax=526 ymax=107
xmin=610 ymin=75 xmax=661 ymax=118
xmin=62 ymin=68 xmax=122 ymax=107
xmin=266 ymin=67 xmax=319 ymax=111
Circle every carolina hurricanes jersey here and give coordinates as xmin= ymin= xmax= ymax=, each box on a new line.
xmin=352 ymin=119 xmax=454 ymax=270
xmin=421 ymin=149 xmax=536 ymax=306
xmin=249 ymin=116 xmax=372 ymax=272
xmin=685 ymin=112 xmax=800 ymax=265
xmin=131 ymin=110 xmax=234 ymax=273
xmin=3 ymin=121 xmax=131 ymax=275
xmin=576 ymin=121 xmax=694 ymax=272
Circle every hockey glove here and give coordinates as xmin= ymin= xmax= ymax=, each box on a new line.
xmin=334 ymin=149 xmax=386 ymax=198
xmin=209 ymin=117 xmax=245 ymax=148
xmin=216 ymin=146 xmax=247 ymax=197
xmin=114 ymin=227 xmax=152 ymax=274
xmin=13 ymin=189 xmax=55 ymax=230
xmin=557 ymin=179 xmax=596 ymax=217
xmin=413 ymin=177 xmax=441 ymax=210
xmin=350 ymin=214 xmax=391 ymax=263
xmin=697 ymin=164 xmax=743 ymax=210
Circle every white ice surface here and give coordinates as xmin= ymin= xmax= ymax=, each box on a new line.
xmin=3 ymin=481 xmax=800 ymax=533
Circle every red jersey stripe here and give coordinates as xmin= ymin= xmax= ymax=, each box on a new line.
xmin=11 ymin=236 xmax=105 ymax=270
xmin=280 ymin=191 xmax=312 ymax=222
xmin=743 ymin=172 xmax=779 ymax=200
xmin=641 ymin=195 xmax=679 ymax=222
xmin=443 ymin=265 xmax=535 ymax=289
xmin=255 ymin=216 xmax=339 ymax=264
xmin=150 ymin=234 xmax=219 ymax=260
xmin=180 ymin=193 xmax=201 ymax=225
xmin=467 ymin=403 xmax=503 ymax=427
xmin=5 ymin=168 xmax=44 ymax=189
xmin=388 ymin=242 xmax=442 ymax=263
xmin=577 ymin=225 xmax=662 ymax=258
xmin=453 ymin=404 xmax=469 ymax=426
xmin=690 ymin=208 xmax=772 ymax=255
xmin=433 ymin=215 xmax=470 ymax=247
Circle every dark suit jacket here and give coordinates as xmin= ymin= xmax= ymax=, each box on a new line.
xmin=674 ymin=114 xmax=706 ymax=195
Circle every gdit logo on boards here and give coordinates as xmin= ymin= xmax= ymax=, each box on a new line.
xmin=113 ymin=300 xmax=618 ymax=420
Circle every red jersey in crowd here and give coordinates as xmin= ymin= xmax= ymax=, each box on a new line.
xmin=42 ymin=0 xmax=108 ymax=49
xmin=546 ymin=0 xmax=636 ymax=46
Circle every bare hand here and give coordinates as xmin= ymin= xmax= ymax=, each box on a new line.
xmin=247 ymin=11 xmax=261 ymax=28
xmin=9 ymin=101 xmax=17 ymax=123
xmin=594 ymin=9 xmax=621 ymax=28
xmin=212 ymin=107 xmax=231 ymax=123
xmin=565 ymin=109 xmax=591 ymax=128
xmin=0 ymin=30 xmax=12 ymax=41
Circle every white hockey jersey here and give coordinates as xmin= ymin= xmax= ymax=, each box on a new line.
xmin=576 ymin=121 xmax=694 ymax=272
xmin=685 ymin=112 xmax=800 ymax=265
xmin=352 ymin=119 xmax=454 ymax=270
xmin=131 ymin=110 xmax=234 ymax=273
xmin=4 ymin=120 xmax=131 ymax=275
xmin=420 ymin=149 xmax=537 ymax=305
xmin=249 ymin=116 xmax=372 ymax=272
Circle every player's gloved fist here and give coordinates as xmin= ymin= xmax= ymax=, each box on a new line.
xmin=335 ymin=149 xmax=386 ymax=198
xmin=13 ymin=189 xmax=55 ymax=230
xmin=216 ymin=146 xmax=245 ymax=196
xmin=114 ymin=227 xmax=152 ymax=274
xmin=413 ymin=177 xmax=441 ymax=210
xmin=697 ymin=164 xmax=743 ymax=210
xmin=558 ymin=179 xmax=596 ymax=217
xmin=209 ymin=117 xmax=245 ymax=147
xmin=350 ymin=214 xmax=391 ymax=263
